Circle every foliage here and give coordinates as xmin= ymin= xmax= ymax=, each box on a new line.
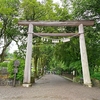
xmin=21 ymin=0 xmax=70 ymax=21
xmin=91 ymin=72 xmax=100 ymax=80
xmin=71 ymin=0 xmax=100 ymax=20
xmin=7 ymin=59 xmax=25 ymax=82
xmin=0 ymin=0 xmax=100 ymax=82
xmin=7 ymin=60 xmax=14 ymax=78
xmin=15 ymin=0 xmax=73 ymax=78
xmin=0 ymin=61 xmax=8 ymax=69
xmin=49 ymin=55 xmax=67 ymax=75
xmin=73 ymin=76 xmax=82 ymax=83
xmin=16 ymin=59 xmax=25 ymax=82
xmin=54 ymin=37 xmax=80 ymax=69
xmin=0 ymin=0 xmax=20 ymax=62
xmin=71 ymin=0 xmax=100 ymax=78
xmin=69 ymin=60 xmax=82 ymax=76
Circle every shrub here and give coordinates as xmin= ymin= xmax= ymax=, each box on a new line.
xmin=7 ymin=59 xmax=25 ymax=82
xmin=91 ymin=72 xmax=100 ymax=80
xmin=0 ymin=61 xmax=8 ymax=69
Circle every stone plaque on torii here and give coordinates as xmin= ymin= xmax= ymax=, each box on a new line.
xmin=18 ymin=20 xmax=94 ymax=87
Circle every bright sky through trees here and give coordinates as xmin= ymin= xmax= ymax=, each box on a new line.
xmin=37 ymin=0 xmax=61 ymax=4
xmin=37 ymin=0 xmax=62 ymax=7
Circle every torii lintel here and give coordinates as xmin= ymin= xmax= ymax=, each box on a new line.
xmin=18 ymin=20 xmax=94 ymax=26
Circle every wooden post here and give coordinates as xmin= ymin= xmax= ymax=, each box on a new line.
xmin=79 ymin=24 xmax=92 ymax=87
xmin=23 ymin=24 xmax=33 ymax=87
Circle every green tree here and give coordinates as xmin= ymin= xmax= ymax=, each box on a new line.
xmin=20 ymin=0 xmax=72 ymax=77
xmin=71 ymin=0 xmax=100 ymax=76
xmin=0 ymin=0 xmax=20 ymax=62
xmin=72 ymin=0 xmax=100 ymax=20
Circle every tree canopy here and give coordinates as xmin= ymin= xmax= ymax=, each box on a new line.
xmin=0 ymin=0 xmax=100 ymax=81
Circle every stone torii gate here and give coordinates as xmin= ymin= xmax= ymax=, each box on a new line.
xmin=18 ymin=20 xmax=94 ymax=87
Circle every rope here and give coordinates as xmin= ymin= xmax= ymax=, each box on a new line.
xmin=33 ymin=33 xmax=79 ymax=43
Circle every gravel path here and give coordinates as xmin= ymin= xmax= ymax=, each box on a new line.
xmin=0 ymin=74 xmax=100 ymax=100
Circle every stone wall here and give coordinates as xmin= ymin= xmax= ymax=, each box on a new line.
xmin=0 ymin=67 xmax=21 ymax=86
xmin=0 ymin=78 xmax=21 ymax=86
xmin=92 ymin=79 xmax=100 ymax=88
xmin=0 ymin=79 xmax=13 ymax=86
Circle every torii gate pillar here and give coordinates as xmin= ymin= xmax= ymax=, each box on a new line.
xmin=79 ymin=24 xmax=92 ymax=87
xmin=23 ymin=24 xmax=33 ymax=87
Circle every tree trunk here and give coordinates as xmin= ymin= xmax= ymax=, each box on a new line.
xmin=34 ymin=56 xmax=38 ymax=78
xmin=0 ymin=42 xmax=11 ymax=62
xmin=41 ymin=66 xmax=44 ymax=76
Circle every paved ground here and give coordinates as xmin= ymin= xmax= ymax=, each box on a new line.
xmin=0 ymin=74 xmax=100 ymax=100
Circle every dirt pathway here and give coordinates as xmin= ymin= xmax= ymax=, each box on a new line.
xmin=0 ymin=74 xmax=100 ymax=100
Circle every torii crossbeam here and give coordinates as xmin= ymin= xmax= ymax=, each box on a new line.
xmin=18 ymin=20 xmax=94 ymax=26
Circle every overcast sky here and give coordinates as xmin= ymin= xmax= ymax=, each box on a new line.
xmin=37 ymin=0 xmax=61 ymax=3
xmin=37 ymin=0 xmax=61 ymax=6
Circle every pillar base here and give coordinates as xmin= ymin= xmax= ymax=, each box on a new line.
xmin=84 ymin=83 xmax=92 ymax=88
xmin=22 ymin=83 xmax=32 ymax=87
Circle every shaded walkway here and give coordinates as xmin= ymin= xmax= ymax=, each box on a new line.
xmin=0 ymin=74 xmax=100 ymax=100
